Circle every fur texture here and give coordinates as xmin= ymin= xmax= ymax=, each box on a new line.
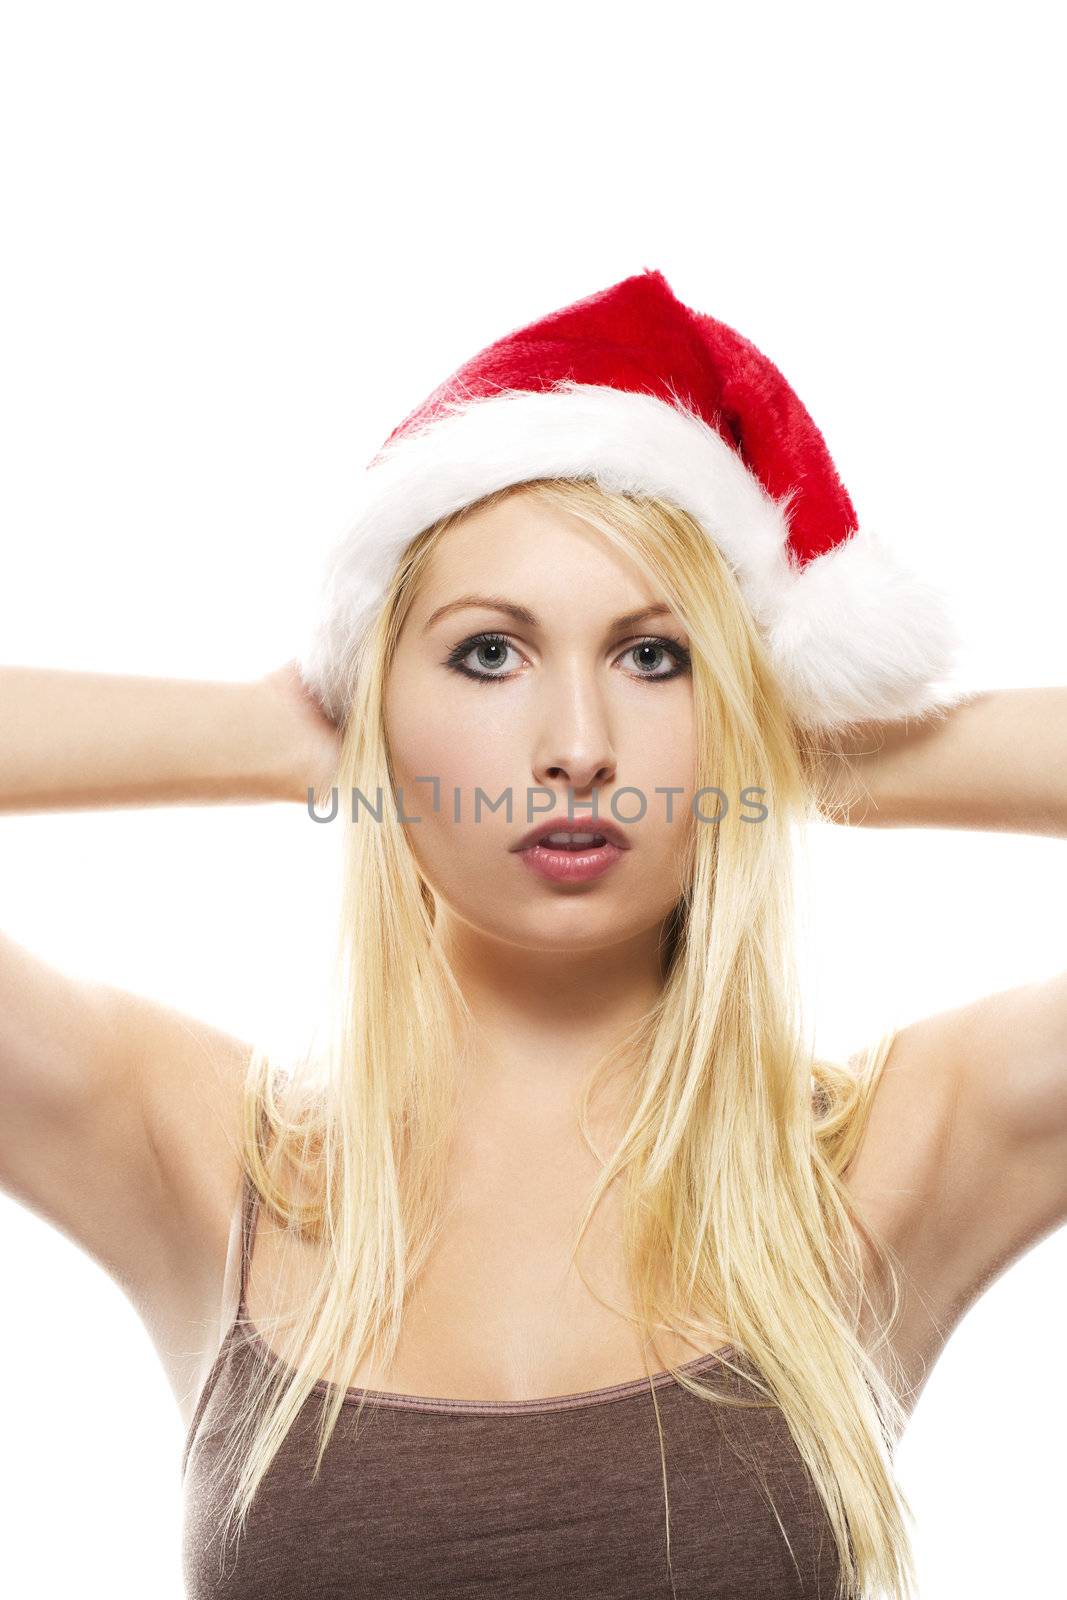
xmin=297 ymin=380 xmax=961 ymax=732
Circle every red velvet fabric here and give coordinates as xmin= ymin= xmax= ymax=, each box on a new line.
xmin=381 ymin=268 xmax=858 ymax=567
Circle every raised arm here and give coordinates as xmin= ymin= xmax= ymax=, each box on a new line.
xmin=0 ymin=658 xmax=339 ymax=812
xmin=0 ymin=659 xmax=340 ymax=1410
xmin=817 ymin=686 xmax=1067 ymax=1398
xmin=809 ymin=687 xmax=1067 ymax=836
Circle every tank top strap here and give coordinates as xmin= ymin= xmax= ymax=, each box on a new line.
xmin=236 ymin=1165 xmax=262 ymax=1316
xmin=237 ymin=1075 xmax=284 ymax=1314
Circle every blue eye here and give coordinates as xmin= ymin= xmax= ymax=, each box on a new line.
xmin=445 ymin=633 xmax=518 ymax=681
xmin=443 ymin=631 xmax=691 ymax=685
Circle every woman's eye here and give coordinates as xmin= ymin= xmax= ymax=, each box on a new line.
xmin=443 ymin=632 xmax=691 ymax=685
xmin=445 ymin=633 xmax=522 ymax=682
xmin=624 ymin=639 xmax=691 ymax=679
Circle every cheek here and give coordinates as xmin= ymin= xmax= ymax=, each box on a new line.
xmin=386 ymin=663 xmax=448 ymax=778
xmin=391 ymin=706 xmax=455 ymax=783
xmin=629 ymin=724 xmax=695 ymax=819
xmin=387 ymin=689 xmax=511 ymax=819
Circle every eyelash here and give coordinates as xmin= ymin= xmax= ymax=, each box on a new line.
xmin=444 ymin=630 xmax=692 ymax=685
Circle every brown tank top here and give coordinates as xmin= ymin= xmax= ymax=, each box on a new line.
xmin=182 ymin=1171 xmax=842 ymax=1597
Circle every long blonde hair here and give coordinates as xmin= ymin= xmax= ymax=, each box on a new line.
xmin=210 ymin=477 xmax=915 ymax=1598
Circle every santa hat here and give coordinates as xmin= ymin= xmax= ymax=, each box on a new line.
xmin=297 ymin=268 xmax=961 ymax=732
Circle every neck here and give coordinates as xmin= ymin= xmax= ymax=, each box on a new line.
xmin=436 ymin=916 xmax=666 ymax=1124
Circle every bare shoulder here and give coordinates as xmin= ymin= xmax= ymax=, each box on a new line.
xmin=47 ymin=981 xmax=251 ymax=1417
xmin=0 ymin=930 xmax=255 ymax=1421
xmin=103 ymin=987 xmax=254 ymax=1406
xmin=842 ymin=974 xmax=1067 ymax=1404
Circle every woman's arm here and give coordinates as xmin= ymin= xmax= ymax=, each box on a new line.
xmin=845 ymin=969 xmax=1067 ymax=1399
xmin=0 ymin=657 xmax=339 ymax=1407
xmin=0 ymin=659 xmax=339 ymax=812
xmin=812 ymin=688 xmax=1067 ymax=837
xmin=822 ymin=688 xmax=1067 ymax=1376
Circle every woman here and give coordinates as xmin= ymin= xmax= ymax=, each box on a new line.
xmin=4 ymin=269 xmax=1065 ymax=1599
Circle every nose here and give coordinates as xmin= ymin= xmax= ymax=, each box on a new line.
xmin=530 ymin=674 xmax=618 ymax=797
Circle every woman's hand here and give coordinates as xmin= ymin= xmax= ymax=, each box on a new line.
xmin=258 ymin=659 xmax=343 ymax=806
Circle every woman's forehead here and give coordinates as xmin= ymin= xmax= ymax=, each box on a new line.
xmin=415 ymin=499 xmax=670 ymax=626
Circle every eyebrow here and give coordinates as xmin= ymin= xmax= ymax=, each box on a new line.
xmin=422 ymin=594 xmax=677 ymax=634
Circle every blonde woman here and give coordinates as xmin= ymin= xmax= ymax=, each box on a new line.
xmin=4 ymin=270 xmax=1065 ymax=1599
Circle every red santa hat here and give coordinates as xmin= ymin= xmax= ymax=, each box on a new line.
xmin=297 ymin=268 xmax=961 ymax=732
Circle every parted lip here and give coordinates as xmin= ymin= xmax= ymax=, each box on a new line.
xmin=511 ymin=816 xmax=632 ymax=852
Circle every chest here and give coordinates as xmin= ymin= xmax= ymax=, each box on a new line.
xmin=248 ymin=1124 xmax=725 ymax=1403
xmin=237 ymin=1045 xmax=954 ymax=1416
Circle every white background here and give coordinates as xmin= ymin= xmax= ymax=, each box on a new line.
xmin=1 ymin=2 xmax=1065 ymax=1595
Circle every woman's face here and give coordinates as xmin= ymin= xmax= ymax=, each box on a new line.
xmin=383 ymin=491 xmax=696 ymax=955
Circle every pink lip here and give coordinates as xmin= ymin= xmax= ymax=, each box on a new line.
xmin=517 ymin=839 xmax=626 ymax=884
xmin=512 ymin=816 xmax=631 ymax=852
xmin=515 ymin=825 xmax=630 ymax=889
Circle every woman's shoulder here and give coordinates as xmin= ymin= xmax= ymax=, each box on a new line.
xmin=838 ymin=1022 xmax=967 ymax=1405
